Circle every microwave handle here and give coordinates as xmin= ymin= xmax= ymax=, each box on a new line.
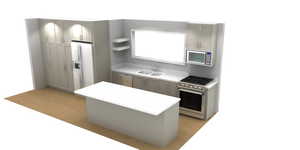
xmin=178 ymin=88 xmax=203 ymax=95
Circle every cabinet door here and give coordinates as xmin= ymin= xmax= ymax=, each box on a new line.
xmin=120 ymin=74 xmax=132 ymax=87
xmin=63 ymin=20 xmax=82 ymax=42
xmin=63 ymin=21 xmax=75 ymax=43
xmin=146 ymin=78 xmax=161 ymax=93
xmin=133 ymin=76 xmax=161 ymax=93
xmin=47 ymin=43 xmax=61 ymax=87
xmin=112 ymin=72 xmax=132 ymax=87
xmin=40 ymin=19 xmax=56 ymax=43
xmin=43 ymin=43 xmax=71 ymax=90
xmin=112 ymin=71 xmax=120 ymax=84
xmin=55 ymin=44 xmax=66 ymax=89
xmin=132 ymin=75 xmax=179 ymax=97
xmin=39 ymin=19 xmax=64 ymax=44
xmin=54 ymin=20 xmax=64 ymax=43
xmin=161 ymin=81 xmax=178 ymax=97
xmin=80 ymin=22 xmax=93 ymax=42
xmin=64 ymin=46 xmax=74 ymax=91
xmin=44 ymin=43 xmax=56 ymax=87
xmin=56 ymin=44 xmax=74 ymax=91
xmin=132 ymin=76 xmax=146 ymax=90
xmin=63 ymin=21 xmax=93 ymax=43
xmin=186 ymin=23 xmax=216 ymax=51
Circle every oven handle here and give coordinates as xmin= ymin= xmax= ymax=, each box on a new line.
xmin=178 ymin=88 xmax=203 ymax=95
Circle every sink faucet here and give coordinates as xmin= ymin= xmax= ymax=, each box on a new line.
xmin=151 ymin=65 xmax=160 ymax=72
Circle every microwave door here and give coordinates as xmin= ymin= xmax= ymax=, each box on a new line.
xmin=187 ymin=51 xmax=206 ymax=65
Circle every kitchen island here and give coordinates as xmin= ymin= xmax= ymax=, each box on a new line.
xmin=75 ymin=81 xmax=180 ymax=147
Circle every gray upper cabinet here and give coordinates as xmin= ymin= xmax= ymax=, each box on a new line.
xmin=39 ymin=19 xmax=64 ymax=44
xmin=185 ymin=23 xmax=217 ymax=52
xmin=63 ymin=20 xmax=93 ymax=43
xmin=81 ymin=22 xmax=93 ymax=42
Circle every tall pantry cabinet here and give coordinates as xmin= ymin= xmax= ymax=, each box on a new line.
xmin=39 ymin=19 xmax=94 ymax=92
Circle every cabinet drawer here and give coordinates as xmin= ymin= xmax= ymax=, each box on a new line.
xmin=112 ymin=72 xmax=133 ymax=87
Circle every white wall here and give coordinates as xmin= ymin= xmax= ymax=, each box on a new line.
xmin=0 ymin=19 xmax=33 ymax=98
xmin=25 ymin=19 xmax=46 ymax=89
xmin=1 ymin=1 xmax=300 ymax=150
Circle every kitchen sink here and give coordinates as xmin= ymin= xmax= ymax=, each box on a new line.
xmin=137 ymin=70 xmax=163 ymax=76
xmin=137 ymin=70 xmax=152 ymax=75
xmin=150 ymin=72 xmax=163 ymax=76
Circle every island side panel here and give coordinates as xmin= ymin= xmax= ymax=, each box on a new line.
xmin=162 ymin=102 xmax=179 ymax=145
xmin=85 ymin=97 xmax=179 ymax=147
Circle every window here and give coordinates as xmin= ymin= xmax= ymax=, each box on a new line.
xmin=131 ymin=30 xmax=186 ymax=65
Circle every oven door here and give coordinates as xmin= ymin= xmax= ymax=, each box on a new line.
xmin=179 ymin=89 xmax=203 ymax=112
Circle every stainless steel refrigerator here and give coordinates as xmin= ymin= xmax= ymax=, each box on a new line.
xmin=71 ymin=41 xmax=94 ymax=90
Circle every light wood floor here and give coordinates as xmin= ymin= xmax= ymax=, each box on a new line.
xmin=6 ymin=88 xmax=208 ymax=150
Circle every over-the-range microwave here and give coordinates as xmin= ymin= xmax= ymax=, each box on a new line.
xmin=186 ymin=50 xmax=213 ymax=66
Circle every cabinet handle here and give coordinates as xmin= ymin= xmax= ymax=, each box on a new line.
xmin=64 ymin=65 xmax=67 ymax=72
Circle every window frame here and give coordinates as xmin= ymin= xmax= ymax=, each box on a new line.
xmin=130 ymin=29 xmax=186 ymax=65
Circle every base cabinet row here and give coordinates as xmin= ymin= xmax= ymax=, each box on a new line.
xmin=112 ymin=72 xmax=179 ymax=97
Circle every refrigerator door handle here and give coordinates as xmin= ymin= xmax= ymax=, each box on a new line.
xmin=78 ymin=45 xmax=84 ymax=88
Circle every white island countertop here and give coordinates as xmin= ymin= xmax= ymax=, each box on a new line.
xmin=75 ymin=81 xmax=180 ymax=116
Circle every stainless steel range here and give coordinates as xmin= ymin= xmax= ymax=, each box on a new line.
xmin=177 ymin=76 xmax=218 ymax=119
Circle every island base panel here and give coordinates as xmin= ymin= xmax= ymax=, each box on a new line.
xmin=86 ymin=97 xmax=179 ymax=147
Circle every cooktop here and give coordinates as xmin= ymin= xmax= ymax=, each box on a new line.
xmin=180 ymin=76 xmax=213 ymax=85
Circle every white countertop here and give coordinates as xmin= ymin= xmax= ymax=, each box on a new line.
xmin=75 ymin=81 xmax=180 ymax=116
xmin=0 ymin=100 xmax=137 ymax=150
xmin=112 ymin=64 xmax=188 ymax=82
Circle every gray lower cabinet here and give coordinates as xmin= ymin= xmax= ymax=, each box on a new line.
xmin=160 ymin=80 xmax=178 ymax=97
xmin=112 ymin=72 xmax=133 ymax=87
xmin=112 ymin=71 xmax=178 ymax=97
xmin=131 ymin=75 xmax=145 ymax=89
xmin=133 ymin=75 xmax=178 ymax=97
